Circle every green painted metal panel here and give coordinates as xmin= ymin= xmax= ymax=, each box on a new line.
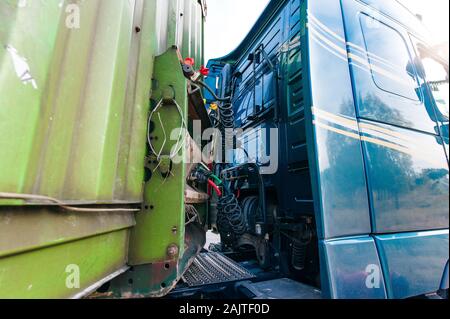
xmin=129 ymin=47 xmax=188 ymax=265
xmin=0 ymin=208 xmax=135 ymax=259
xmin=0 ymin=0 xmax=205 ymax=298
xmin=0 ymin=230 xmax=130 ymax=299
xmin=0 ymin=0 xmax=151 ymax=202
xmin=0 ymin=0 xmax=206 ymax=203
xmin=108 ymin=223 xmax=205 ymax=298
xmin=0 ymin=207 xmax=135 ymax=299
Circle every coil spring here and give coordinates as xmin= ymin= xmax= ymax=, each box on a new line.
xmin=217 ymin=194 xmax=246 ymax=236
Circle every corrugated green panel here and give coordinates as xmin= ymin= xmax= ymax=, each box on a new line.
xmin=0 ymin=0 xmax=64 ymax=195
xmin=180 ymin=0 xmax=205 ymax=68
xmin=154 ymin=0 xmax=206 ymax=67
xmin=0 ymin=0 xmax=159 ymax=298
xmin=0 ymin=0 xmax=205 ymax=298
xmin=0 ymin=0 xmax=158 ymax=203
xmin=0 ymin=0 xmax=204 ymax=205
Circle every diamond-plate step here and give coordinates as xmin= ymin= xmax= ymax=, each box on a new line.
xmin=182 ymin=252 xmax=255 ymax=287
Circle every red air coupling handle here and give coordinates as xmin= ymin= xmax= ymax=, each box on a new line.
xmin=200 ymin=65 xmax=210 ymax=76
xmin=184 ymin=57 xmax=195 ymax=66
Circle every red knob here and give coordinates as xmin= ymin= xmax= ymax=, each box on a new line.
xmin=184 ymin=57 xmax=195 ymax=66
xmin=200 ymin=65 xmax=210 ymax=76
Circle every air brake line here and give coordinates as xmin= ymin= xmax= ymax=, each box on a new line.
xmin=208 ymin=180 xmax=223 ymax=197
xmin=193 ymin=79 xmax=231 ymax=102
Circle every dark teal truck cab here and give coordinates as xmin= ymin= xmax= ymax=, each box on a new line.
xmin=203 ymin=0 xmax=449 ymax=299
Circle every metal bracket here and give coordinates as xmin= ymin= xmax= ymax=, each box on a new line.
xmin=117 ymin=47 xmax=193 ymax=297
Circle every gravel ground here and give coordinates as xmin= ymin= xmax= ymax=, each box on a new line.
xmin=205 ymin=231 xmax=220 ymax=249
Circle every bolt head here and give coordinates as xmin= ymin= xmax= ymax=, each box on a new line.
xmin=167 ymin=244 xmax=179 ymax=258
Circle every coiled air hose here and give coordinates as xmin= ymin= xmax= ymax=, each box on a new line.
xmin=217 ymin=192 xmax=246 ymax=237
xmin=196 ymin=163 xmax=246 ymax=238
xmin=217 ymin=101 xmax=235 ymax=155
xmin=193 ymin=78 xmax=246 ymax=239
xmin=193 ymin=79 xmax=235 ymax=160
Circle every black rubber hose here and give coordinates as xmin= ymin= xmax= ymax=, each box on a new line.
xmin=194 ymin=80 xmax=231 ymax=102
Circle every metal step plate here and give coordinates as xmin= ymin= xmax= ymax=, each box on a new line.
xmin=182 ymin=252 xmax=256 ymax=287
xmin=238 ymin=278 xmax=322 ymax=299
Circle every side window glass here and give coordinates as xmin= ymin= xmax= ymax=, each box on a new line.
xmin=422 ymin=58 xmax=449 ymax=120
xmin=360 ymin=15 xmax=420 ymax=101
xmin=412 ymin=41 xmax=449 ymax=121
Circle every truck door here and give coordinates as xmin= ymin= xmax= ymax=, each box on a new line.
xmin=341 ymin=0 xmax=449 ymax=298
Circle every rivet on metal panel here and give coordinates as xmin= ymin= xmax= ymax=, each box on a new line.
xmin=167 ymin=244 xmax=179 ymax=258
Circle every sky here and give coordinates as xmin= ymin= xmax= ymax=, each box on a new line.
xmin=398 ymin=0 xmax=449 ymax=44
xmin=205 ymin=0 xmax=270 ymax=61
xmin=204 ymin=0 xmax=449 ymax=63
